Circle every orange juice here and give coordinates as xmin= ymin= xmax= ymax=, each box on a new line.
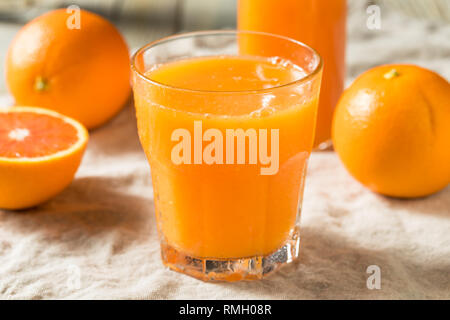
xmin=132 ymin=31 xmax=322 ymax=281
xmin=238 ymin=0 xmax=347 ymax=148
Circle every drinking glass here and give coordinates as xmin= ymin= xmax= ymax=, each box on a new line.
xmin=131 ymin=31 xmax=322 ymax=281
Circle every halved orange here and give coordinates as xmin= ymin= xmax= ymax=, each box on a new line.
xmin=0 ymin=106 xmax=88 ymax=209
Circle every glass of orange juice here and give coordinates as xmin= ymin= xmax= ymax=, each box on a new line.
xmin=131 ymin=31 xmax=322 ymax=281
xmin=238 ymin=0 xmax=347 ymax=149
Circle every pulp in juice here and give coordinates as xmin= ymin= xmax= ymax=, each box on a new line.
xmin=134 ymin=55 xmax=319 ymax=258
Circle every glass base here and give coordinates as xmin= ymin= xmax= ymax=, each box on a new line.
xmin=160 ymin=226 xmax=301 ymax=282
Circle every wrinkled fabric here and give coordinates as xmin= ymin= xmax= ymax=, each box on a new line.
xmin=0 ymin=2 xmax=449 ymax=299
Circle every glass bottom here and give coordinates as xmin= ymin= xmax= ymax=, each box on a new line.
xmin=314 ymin=139 xmax=333 ymax=151
xmin=160 ymin=226 xmax=301 ymax=282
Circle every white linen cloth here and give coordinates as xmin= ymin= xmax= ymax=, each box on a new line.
xmin=0 ymin=2 xmax=449 ymax=299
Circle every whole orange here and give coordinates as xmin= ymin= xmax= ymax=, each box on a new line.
xmin=6 ymin=9 xmax=130 ymax=129
xmin=332 ymin=64 xmax=450 ymax=198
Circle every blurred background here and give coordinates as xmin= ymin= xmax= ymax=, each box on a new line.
xmin=0 ymin=0 xmax=449 ymax=93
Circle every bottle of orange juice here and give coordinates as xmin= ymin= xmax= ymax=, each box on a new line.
xmin=238 ymin=0 xmax=347 ymax=149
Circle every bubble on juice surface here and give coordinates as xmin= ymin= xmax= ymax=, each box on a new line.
xmin=261 ymin=94 xmax=275 ymax=108
xmin=250 ymin=106 xmax=276 ymax=118
xmin=268 ymin=56 xmax=290 ymax=68
xmin=257 ymin=57 xmax=308 ymax=88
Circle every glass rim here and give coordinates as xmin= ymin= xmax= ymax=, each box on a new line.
xmin=130 ymin=30 xmax=323 ymax=95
